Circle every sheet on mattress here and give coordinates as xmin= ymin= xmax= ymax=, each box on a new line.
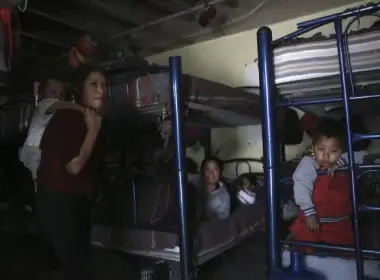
xmin=91 ymin=195 xmax=266 ymax=258
xmin=246 ymin=26 xmax=380 ymax=92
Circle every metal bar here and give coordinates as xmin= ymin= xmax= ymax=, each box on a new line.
xmin=223 ymin=157 xmax=263 ymax=164
xmin=353 ymin=133 xmax=380 ymax=141
xmin=297 ymin=2 xmax=380 ymax=29
xmin=257 ymin=26 xmax=281 ymax=273
xmin=359 ymin=205 xmax=380 ymax=212
xmin=335 ymin=20 xmax=363 ymax=279
xmin=279 ymin=164 xmax=380 ymax=183
xmin=358 ymin=164 xmax=380 ymax=170
xmin=169 ymin=56 xmax=193 ymax=280
xmin=277 ymin=94 xmax=380 ymax=107
xmin=272 ymin=23 xmax=326 ymax=46
xmin=282 ymin=240 xmax=380 ymax=255
xmin=204 ymin=129 xmax=212 ymax=158
xmin=19 ymin=31 xmax=71 ymax=49
xmin=103 ymin=0 xmax=227 ymax=42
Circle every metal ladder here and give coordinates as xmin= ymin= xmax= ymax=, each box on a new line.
xmin=257 ymin=2 xmax=380 ymax=279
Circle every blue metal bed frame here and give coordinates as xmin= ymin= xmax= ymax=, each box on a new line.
xmin=166 ymin=3 xmax=380 ymax=280
xmin=258 ymin=2 xmax=380 ymax=280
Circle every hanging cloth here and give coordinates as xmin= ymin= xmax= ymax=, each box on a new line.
xmin=0 ymin=8 xmax=12 ymax=69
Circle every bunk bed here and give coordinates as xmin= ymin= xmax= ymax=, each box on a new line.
xmin=257 ymin=2 xmax=380 ymax=280
xmin=108 ymin=70 xmax=305 ymax=146
xmin=91 ymin=177 xmax=265 ymax=263
xmin=91 ymin=157 xmax=266 ymax=277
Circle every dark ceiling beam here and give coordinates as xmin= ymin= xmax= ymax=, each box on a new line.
xmin=76 ymin=0 xmax=171 ymax=26
xmin=146 ymin=0 xmax=190 ymax=14
xmin=21 ymin=29 xmax=80 ymax=47
xmin=19 ymin=51 xmax=51 ymax=61
xmin=19 ymin=31 xmax=71 ymax=49
xmin=146 ymin=0 xmax=196 ymax=21
xmin=77 ymin=0 xmax=189 ymax=43
xmin=26 ymin=4 xmax=135 ymax=37
xmin=27 ymin=8 xmax=89 ymax=34
xmin=104 ymin=0 xmax=227 ymax=42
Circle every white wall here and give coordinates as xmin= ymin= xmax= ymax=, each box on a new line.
xmin=147 ymin=1 xmax=380 ymax=177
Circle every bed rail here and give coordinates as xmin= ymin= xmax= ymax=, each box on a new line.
xmin=258 ymin=2 xmax=380 ymax=279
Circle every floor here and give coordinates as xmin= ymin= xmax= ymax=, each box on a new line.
xmin=0 ymin=230 xmax=267 ymax=280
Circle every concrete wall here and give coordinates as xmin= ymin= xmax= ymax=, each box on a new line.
xmin=147 ymin=1 xmax=380 ymax=178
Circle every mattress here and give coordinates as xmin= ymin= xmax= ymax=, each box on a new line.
xmin=246 ymin=25 xmax=380 ymax=96
xmin=91 ymin=198 xmax=266 ymax=265
xmin=109 ymin=72 xmax=262 ymax=127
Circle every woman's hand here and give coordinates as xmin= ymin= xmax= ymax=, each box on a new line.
xmin=84 ymin=108 xmax=102 ymax=133
xmin=66 ymin=109 xmax=101 ymax=175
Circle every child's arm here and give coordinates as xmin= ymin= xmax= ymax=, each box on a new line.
xmin=293 ymin=156 xmax=318 ymax=217
xmin=46 ymin=101 xmax=85 ymax=114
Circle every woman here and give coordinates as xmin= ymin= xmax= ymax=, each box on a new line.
xmin=36 ymin=64 xmax=106 ymax=280
xmin=200 ymin=156 xmax=231 ymax=220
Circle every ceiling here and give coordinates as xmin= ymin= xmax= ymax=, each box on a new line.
xmin=13 ymin=0 xmax=360 ymax=69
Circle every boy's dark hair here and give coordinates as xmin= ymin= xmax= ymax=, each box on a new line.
xmin=312 ymin=118 xmax=346 ymax=149
xmin=39 ymin=66 xmax=68 ymax=89
xmin=39 ymin=77 xmax=66 ymax=100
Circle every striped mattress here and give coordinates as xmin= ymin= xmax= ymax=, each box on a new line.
xmin=248 ymin=26 xmax=380 ymax=95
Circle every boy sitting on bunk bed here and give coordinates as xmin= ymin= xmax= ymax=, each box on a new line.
xmin=19 ymin=76 xmax=84 ymax=187
xmin=290 ymin=118 xmax=363 ymax=250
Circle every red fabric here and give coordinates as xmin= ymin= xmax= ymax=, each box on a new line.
xmin=38 ymin=110 xmax=104 ymax=197
xmin=0 ymin=8 xmax=12 ymax=68
xmin=300 ymin=112 xmax=320 ymax=138
xmin=290 ymin=173 xmax=353 ymax=252
xmin=187 ymin=126 xmax=197 ymax=140
xmin=68 ymin=47 xmax=81 ymax=69
xmin=68 ymin=35 xmax=96 ymax=69
xmin=77 ymin=35 xmax=96 ymax=56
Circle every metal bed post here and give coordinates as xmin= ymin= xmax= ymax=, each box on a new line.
xmin=204 ymin=129 xmax=212 ymax=157
xmin=334 ymin=19 xmax=364 ymax=279
xmin=257 ymin=26 xmax=281 ymax=274
xmin=169 ymin=56 xmax=193 ymax=280
xmin=257 ymin=3 xmax=380 ymax=279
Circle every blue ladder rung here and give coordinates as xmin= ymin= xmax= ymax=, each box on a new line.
xmin=278 ymin=164 xmax=380 ymax=184
xmin=278 ymin=94 xmax=380 ymax=107
xmin=357 ymin=164 xmax=380 ymax=170
xmin=358 ymin=205 xmax=380 ymax=212
xmin=353 ymin=133 xmax=380 ymax=141
xmin=282 ymin=240 xmax=380 ymax=255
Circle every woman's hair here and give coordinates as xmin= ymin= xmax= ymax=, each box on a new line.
xmin=71 ymin=63 xmax=105 ymax=101
xmin=312 ymin=117 xmax=346 ymax=150
xmin=200 ymin=156 xmax=224 ymax=176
